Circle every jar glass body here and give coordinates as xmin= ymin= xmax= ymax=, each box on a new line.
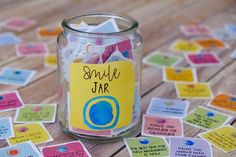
xmin=57 ymin=13 xmax=142 ymax=142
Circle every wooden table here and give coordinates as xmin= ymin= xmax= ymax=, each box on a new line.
xmin=0 ymin=0 xmax=236 ymax=156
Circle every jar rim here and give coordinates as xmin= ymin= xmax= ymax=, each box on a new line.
xmin=61 ymin=13 xmax=139 ymax=36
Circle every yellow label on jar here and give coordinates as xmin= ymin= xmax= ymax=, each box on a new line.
xmin=69 ymin=61 xmax=135 ymax=130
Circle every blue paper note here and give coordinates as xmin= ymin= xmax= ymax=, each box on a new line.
xmin=225 ymin=24 xmax=236 ymax=36
xmin=231 ymin=49 xmax=236 ymax=59
xmin=0 ymin=118 xmax=14 ymax=139
xmin=146 ymin=98 xmax=189 ymax=118
xmin=0 ymin=141 xmax=41 ymax=157
xmin=0 ymin=67 xmax=36 ymax=86
xmin=0 ymin=32 xmax=22 ymax=47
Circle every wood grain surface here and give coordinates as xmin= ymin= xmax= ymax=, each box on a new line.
xmin=0 ymin=0 xmax=236 ymax=157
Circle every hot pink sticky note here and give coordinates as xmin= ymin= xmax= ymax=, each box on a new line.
xmin=16 ymin=42 xmax=49 ymax=57
xmin=185 ymin=52 xmax=222 ymax=66
xmin=41 ymin=141 xmax=91 ymax=157
xmin=101 ymin=39 xmax=133 ymax=63
xmin=0 ymin=91 xmax=24 ymax=112
xmin=142 ymin=114 xmax=183 ymax=138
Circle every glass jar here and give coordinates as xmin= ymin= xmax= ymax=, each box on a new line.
xmin=57 ymin=13 xmax=142 ymax=142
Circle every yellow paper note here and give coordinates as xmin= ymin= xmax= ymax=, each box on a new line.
xmin=170 ymin=39 xmax=203 ymax=53
xmin=199 ymin=125 xmax=236 ymax=153
xmin=7 ymin=123 xmax=53 ymax=145
xmin=44 ymin=54 xmax=57 ymax=67
xmin=175 ymin=83 xmax=213 ymax=99
xmin=163 ymin=67 xmax=197 ymax=82
xmin=69 ymin=61 xmax=135 ymax=131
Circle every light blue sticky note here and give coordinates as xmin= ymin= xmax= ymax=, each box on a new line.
xmin=0 ymin=32 xmax=22 ymax=47
xmin=90 ymin=18 xmax=119 ymax=44
xmin=225 ymin=24 xmax=236 ymax=35
xmin=0 ymin=118 xmax=14 ymax=139
xmin=0 ymin=141 xmax=41 ymax=157
xmin=0 ymin=68 xmax=36 ymax=86
xmin=231 ymin=49 xmax=236 ymax=59
xmin=146 ymin=98 xmax=189 ymax=118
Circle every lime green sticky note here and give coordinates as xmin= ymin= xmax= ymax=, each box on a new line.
xmin=183 ymin=106 xmax=232 ymax=130
xmin=124 ymin=137 xmax=169 ymax=157
xmin=14 ymin=104 xmax=57 ymax=123
xmin=143 ymin=51 xmax=182 ymax=67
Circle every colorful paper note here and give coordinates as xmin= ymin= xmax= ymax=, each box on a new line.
xmin=146 ymin=98 xmax=189 ymax=118
xmin=180 ymin=24 xmax=211 ymax=36
xmin=37 ymin=25 xmax=63 ymax=38
xmin=169 ymin=137 xmax=213 ymax=157
xmin=183 ymin=106 xmax=232 ymax=130
xmin=124 ymin=137 xmax=169 ymax=157
xmin=44 ymin=54 xmax=57 ymax=67
xmin=0 ymin=117 xmax=14 ymax=140
xmin=14 ymin=104 xmax=57 ymax=123
xmin=225 ymin=24 xmax=236 ymax=36
xmin=143 ymin=51 xmax=182 ymax=68
xmin=69 ymin=61 xmax=135 ymax=131
xmin=0 ymin=32 xmax=22 ymax=47
xmin=7 ymin=123 xmax=53 ymax=145
xmin=0 ymin=91 xmax=24 ymax=112
xmin=41 ymin=141 xmax=91 ymax=157
xmin=0 ymin=67 xmax=36 ymax=86
xmin=212 ymin=29 xmax=235 ymax=41
xmin=209 ymin=92 xmax=236 ymax=112
xmin=0 ymin=141 xmax=42 ymax=157
xmin=142 ymin=115 xmax=183 ymax=138
xmin=3 ymin=17 xmax=36 ymax=32
xmin=199 ymin=125 xmax=236 ymax=153
xmin=231 ymin=48 xmax=236 ymax=59
xmin=185 ymin=52 xmax=222 ymax=67
xmin=175 ymin=83 xmax=213 ymax=99
xmin=163 ymin=67 xmax=197 ymax=82
xmin=170 ymin=39 xmax=203 ymax=53
xmin=15 ymin=42 xmax=49 ymax=57
xmin=194 ymin=38 xmax=229 ymax=49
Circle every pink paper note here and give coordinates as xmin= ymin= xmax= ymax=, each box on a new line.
xmin=0 ymin=91 xmax=24 ymax=112
xmin=142 ymin=114 xmax=183 ymax=138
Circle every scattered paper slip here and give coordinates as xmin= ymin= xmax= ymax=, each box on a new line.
xmin=185 ymin=51 xmax=222 ymax=67
xmin=194 ymin=38 xmax=230 ymax=49
xmin=146 ymin=98 xmax=189 ymax=118
xmin=0 ymin=67 xmax=36 ymax=86
xmin=198 ymin=125 xmax=236 ymax=153
xmin=0 ymin=141 xmax=42 ymax=157
xmin=0 ymin=32 xmax=22 ymax=47
xmin=7 ymin=123 xmax=53 ymax=145
xmin=0 ymin=91 xmax=24 ymax=112
xmin=124 ymin=136 xmax=169 ymax=157
xmin=14 ymin=104 xmax=57 ymax=123
xmin=142 ymin=114 xmax=183 ymax=138
xmin=143 ymin=51 xmax=183 ymax=68
xmin=37 ymin=25 xmax=63 ymax=38
xmin=44 ymin=54 xmax=57 ymax=67
xmin=183 ymin=106 xmax=232 ymax=130
xmin=41 ymin=141 xmax=91 ymax=157
xmin=175 ymin=82 xmax=213 ymax=99
xmin=170 ymin=39 xmax=203 ymax=53
xmin=15 ymin=42 xmax=49 ymax=57
xmin=209 ymin=92 xmax=236 ymax=112
xmin=0 ymin=117 xmax=15 ymax=140
xmin=3 ymin=17 xmax=36 ymax=32
xmin=169 ymin=137 xmax=213 ymax=157
xmin=162 ymin=67 xmax=198 ymax=83
xmin=180 ymin=24 xmax=211 ymax=36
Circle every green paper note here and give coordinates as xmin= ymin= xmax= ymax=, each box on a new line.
xmin=14 ymin=104 xmax=57 ymax=123
xmin=143 ymin=51 xmax=182 ymax=67
xmin=183 ymin=106 xmax=232 ymax=130
xmin=124 ymin=137 xmax=169 ymax=157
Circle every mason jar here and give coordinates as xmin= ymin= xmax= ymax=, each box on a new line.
xmin=57 ymin=13 xmax=142 ymax=142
